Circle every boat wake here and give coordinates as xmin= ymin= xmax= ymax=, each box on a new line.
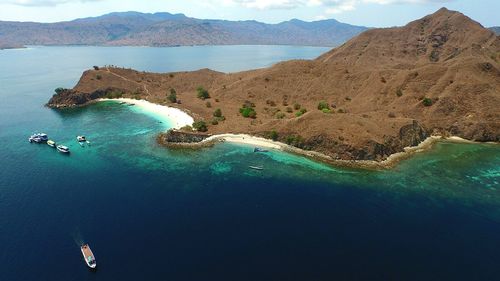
xmin=72 ymin=228 xmax=84 ymax=247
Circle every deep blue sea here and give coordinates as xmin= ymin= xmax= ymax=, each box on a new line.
xmin=1 ymin=46 xmax=500 ymax=281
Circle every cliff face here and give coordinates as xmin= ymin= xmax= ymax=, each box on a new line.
xmin=48 ymin=8 xmax=500 ymax=161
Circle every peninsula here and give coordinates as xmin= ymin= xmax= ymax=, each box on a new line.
xmin=48 ymin=8 xmax=500 ymax=166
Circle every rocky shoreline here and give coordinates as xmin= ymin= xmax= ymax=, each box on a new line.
xmin=156 ymin=129 xmax=487 ymax=170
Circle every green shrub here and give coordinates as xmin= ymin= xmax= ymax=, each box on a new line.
xmin=276 ymin=112 xmax=286 ymax=119
xmin=286 ymin=107 xmax=293 ymax=113
xmin=422 ymin=98 xmax=433 ymax=106
xmin=179 ymin=125 xmax=192 ymax=131
xmin=105 ymin=90 xmax=123 ymax=99
xmin=293 ymin=103 xmax=301 ymax=110
xmin=167 ymin=89 xmax=177 ymax=103
xmin=96 ymin=74 xmax=102 ymax=80
xmin=206 ymin=101 xmax=212 ymax=108
xmin=192 ymin=120 xmax=208 ymax=132
xmin=213 ymin=108 xmax=222 ymax=118
xmin=214 ymin=116 xmax=226 ymax=122
xmin=54 ymin=87 xmax=66 ymax=95
xmin=196 ymin=86 xmax=210 ymax=100
xmin=317 ymin=101 xmax=330 ymax=110
xmin=396 ymin=89 xmax=403 ymax=97
xmin=269 ymin=130 xmax=279 ymax=141
xmin=240 ymin=107 xmax=256 ymax=118
xmin=240 ymin=102 xmax=257 ymax=118
xmin=321 ymin=108 xmax=331 ymax=114
xmin=211 ymin=119 xmax=219 ymax=125
xmin=295 ymin=108 xmax=307 ymax=117
xmin=285 ymin=135 xmax=304 ymax=146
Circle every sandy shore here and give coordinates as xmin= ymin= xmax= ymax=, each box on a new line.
xmin=205 ymin=134 xmax=284 ymax=150
xmin=99 ymin=98 xmax=194 ymax=129
xmin=177 ymin=133 xmax=485 ymax=170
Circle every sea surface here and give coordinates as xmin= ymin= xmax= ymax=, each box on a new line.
xmin=1 ymin=46 xmax=499 ymax=281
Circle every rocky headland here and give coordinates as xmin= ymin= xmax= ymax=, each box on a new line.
xmin=48 ymin=8 xmax=500 ymax=165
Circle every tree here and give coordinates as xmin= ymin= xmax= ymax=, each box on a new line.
xmin=213 ymin=108 xmax=222 ymax=118
xmin=167 ymin=89 xmax=177 ymax=103
xmin=196 ymin=86 xmax=210 ymax=100
xmin=192 ymin=120 xmax=208 ymax=132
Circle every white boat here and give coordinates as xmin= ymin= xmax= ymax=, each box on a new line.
xmin=29 ymin=133 xmax=48 ymax=143
xmin=56 ymin=145 xmax=70 ymax=153
xmin=249 ymin=166 xmax=264 ymax=170
xmin=47 ymin=140 xmax=56 ymax=147
xmin=80 ymin=244 xmax=97 ymax=269
xmin=77 ymin=135 xmax=91 ymax=146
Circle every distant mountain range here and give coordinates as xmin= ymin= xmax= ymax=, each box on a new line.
xmin=0 ymin=12 xmax=368 ymax=48
xmin=490 ymin=26 xmax=500 ymax=35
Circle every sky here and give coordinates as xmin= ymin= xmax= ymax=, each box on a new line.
xmin=0 ymin=0 xmax=498 ymax=27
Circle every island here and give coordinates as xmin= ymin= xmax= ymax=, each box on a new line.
xmin=47 ymin=8 xmax=500 ymax=168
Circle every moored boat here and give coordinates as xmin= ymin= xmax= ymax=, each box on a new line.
xmin=249 ymin=166 xmax=264 ymax=170
xmin=47 ymin=140 xmax=56 ymax=147
xmin=77 ymin=135 xmax=91 ymax=146
xmin=253 ymin=147 xmax=269 ymax=153
xmin=56 ymin=145 xmax=70 ymax=154
xmin=80 ymin=244 xmax=96 ymax=269
xmin=29 ymin=133 xmax=48 ymax=143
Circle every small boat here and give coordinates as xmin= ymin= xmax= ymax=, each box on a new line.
xmin=80 ymin=244 xmax=97 ymax=269
xmin=47 ymin=140 xmax=56 ymax=147
xmin=249 ymin=166 xmax=264 ymax=170
xmin=253 ymin=147 xmax=269 ymax=153
xmin=77 ymin=136 xmax=91 ymax=146
xmin=29 ymin=133 xmax=48 ymax=143
xmin=56 ymin=145 xmax=70 ymax=154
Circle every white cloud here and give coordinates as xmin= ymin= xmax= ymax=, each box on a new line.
xmin=221 ymin=0 xmax=453 ymax=12
xmin=2 ymin=0 xmax=101 ymax=7
xmin=224 ymin=0 xmax=304 ymax=10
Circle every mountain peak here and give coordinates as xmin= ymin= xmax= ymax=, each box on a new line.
xmin=320 ymin=7 xmax=498 ymax=65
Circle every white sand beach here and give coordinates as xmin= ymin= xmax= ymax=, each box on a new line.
xmin=205 ymin=134 xmax=284 ymax=150
xmin=100 ymin=98 xmax=194 ymax=129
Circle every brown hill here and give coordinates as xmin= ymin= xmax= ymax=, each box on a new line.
xmin=48 ymin=8 xmax=500 ymax=161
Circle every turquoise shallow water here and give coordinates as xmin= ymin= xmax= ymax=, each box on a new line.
xmin=1 ymin=46 xmax=500 ymax=280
